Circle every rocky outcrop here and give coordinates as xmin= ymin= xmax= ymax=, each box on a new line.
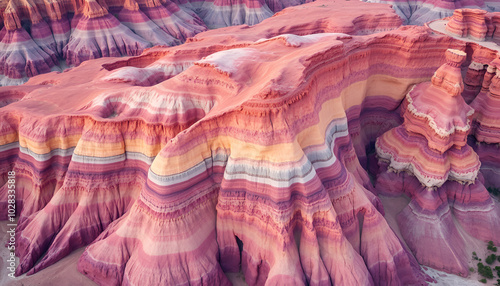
xmin=462 ymin=46 xmax=497 ymax=103
xmin=0 ymin=0 xmax=312 ymax=86
xmin=446 ymin=9 xmax=500 ymax=43
xmin=470 ymin=56 xmax=500 ymax=188
xmin=197 ymin=0 xmax=274 ymax=29
xmin=63 ymin=0 xmax=153 ymax=66
xmin=0 ymin=0 xmax=60 ymax=85
xmin=362 ymin=0 xmax=500 ymax=25
xmin=375 ymin=48 xmax=500 ymax=276
xmin=0 ymin=1 xmax=461 ymax=285
xmin=4 ymin=0 xmax=500 ymax=285
xmin=77 ymin=26 xmax=452 ymax=285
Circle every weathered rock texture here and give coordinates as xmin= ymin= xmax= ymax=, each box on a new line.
xmin=363 ymin=0 xmax=500 ymax=25
xmin=375 ymin=48 xmax=500 ymax=277
xmin=0 ymin=0 xmax=310 ymax=86
xmin=470 ymin=55 xmax=500 ymax=189
xmin=446 ymin=9 xmax=500 ymax=42
xmin=4 ymin=0 xmax=497 ymax=85
xmin=461 ymin=46 xmax=497 ymax=103
xmin=1 ymin=0 xmax=500 ymax=285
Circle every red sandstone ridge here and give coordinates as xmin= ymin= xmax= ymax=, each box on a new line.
xmin=0 ymin=0 xmax=314 ymax=86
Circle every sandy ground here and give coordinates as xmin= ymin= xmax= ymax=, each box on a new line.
xmin=0 ymin=196 xmax=497 ymax=285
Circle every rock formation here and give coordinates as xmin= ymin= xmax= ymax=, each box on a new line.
xmin=2 ymin=0 xmax=500 ymax=285
xmin=0 ymin=0 xmax=470 ymax=285
xmin=470 ymin=55 xmax=500 ymax=189
xmin=4 ymin=0 xmax=498 ymax=85
xmin=461 ymin=46 xmax=497 ymax=103
xmin=363 ymin=0 xmax=500 ymax=25
xmin=0 ymin=0 xmax=312 ymax=86
xmin=195 ymin=0 xmax=274 ymax=29
xmin=446 ymin=9 xmax=500 ymax=43
xmin=375 ymin=48 xmax=500 ymax=276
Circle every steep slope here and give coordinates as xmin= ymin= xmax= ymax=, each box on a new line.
xmin=2 ymin=1 xmax=500 ymax=286
xmin=0 ymin=0 xmax=310 ymax=86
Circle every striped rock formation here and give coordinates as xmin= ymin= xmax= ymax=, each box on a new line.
xmin=63 ymin=0 xmax=153 ymax=66
xmin=446 ymin=9 xmax=500 ymax=43
xmin=461 ymin=46 xmax=497 ymax=103
xmin=470 ymin=56 xmax=500 ymax=188
xmin=375 ymin=49 xmax=500 ymax=276
xmin=136 ymin=0 xmax=206 ymax=42
xmin=2 ymin=0 xmax=500 ymax=285
xmin=116 ymin=0 xmax=181 ymax=46
xmin=0 ymin=0 xmax=310 ymax=86
xmin=362 ymin=0 xmax=500 ymax=25
xmin=446 ymin=9 xmax=488 ymax=41
xmin=77 ymin=26 xmax=456 ymax=285
xmin=196 ymin=0 xmax=274 ymax=29
xmin=0 ymin=0 xmax=464 ymax=285
xmin=0 ymin=0 xmax=60 ymax=86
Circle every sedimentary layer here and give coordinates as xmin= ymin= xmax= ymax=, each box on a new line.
xmin=0 ymin=0 xmax=313 ymax=85
xmin=375 ymin=46 xmax=500 ymax=278
xmin=3 ymin=0 xmax=498 ymax=285
xmin=363 ymin=0 xmax=500 ymax=25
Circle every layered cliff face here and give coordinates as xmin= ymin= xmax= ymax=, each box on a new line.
xmin=2 ymin=1 xmax=500 ymax=286
xmin=0 ymin=0 xmax=312 ymax=86
xmin=445 ymin=9 xmax=500 ymax=45
xmin=2 ymin=0 xmax=497 ymax=86
xmin=429 ymin=10 xmax=500 ymax=192
xmin=469 ymin=56 xmax=500 ymax=190
xmin=363 ymin=0 xmax=500 ymax=25
xmin=375 ymin=48 xmax=500 ymax=276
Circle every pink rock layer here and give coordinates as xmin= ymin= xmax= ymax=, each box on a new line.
xmin=376 ymin=49 xmax=480 ymax=187
xmin=363 ymin=0 xmax=499 ymax=25
xmin=376 ymin=126 xmax=480 ymax=187
xmin=63 ymin=0 xmax=152 ymax=66
xmin=376 ymin=164 xmax=500 ymax=275
xmin=446 ymin=9 xmax=488 ymax=41
xmin=116 ymin=0 xmax=181 ymax=46
xmin=469 ymin=56 xmax=500 ymax=189
xmin=461 ymin=46 xmax=497 ymax=104
xmin=401 ymin=49 xmax=474 ymax=153
xmin=0 ymin=1 xmax=454 ymax=284
xmin=1 ymin=0 xmax=491 ymax=285
xmin=402 ymin=85 xmax=474 ymax=153
xmin=375 ymin=47 xmax=500 ymax=277
xmin=0 ymin=27 xmax=58 ymax=79
xmin=445 ymin=9 xmax=500 ymax=43
xmin=77 ymin=25 xmax=444 ymax=284
xmin=471 ymin=58 xmax=500 ymax=144
xmin=0 ymin=0 xmax=308 ymax=83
